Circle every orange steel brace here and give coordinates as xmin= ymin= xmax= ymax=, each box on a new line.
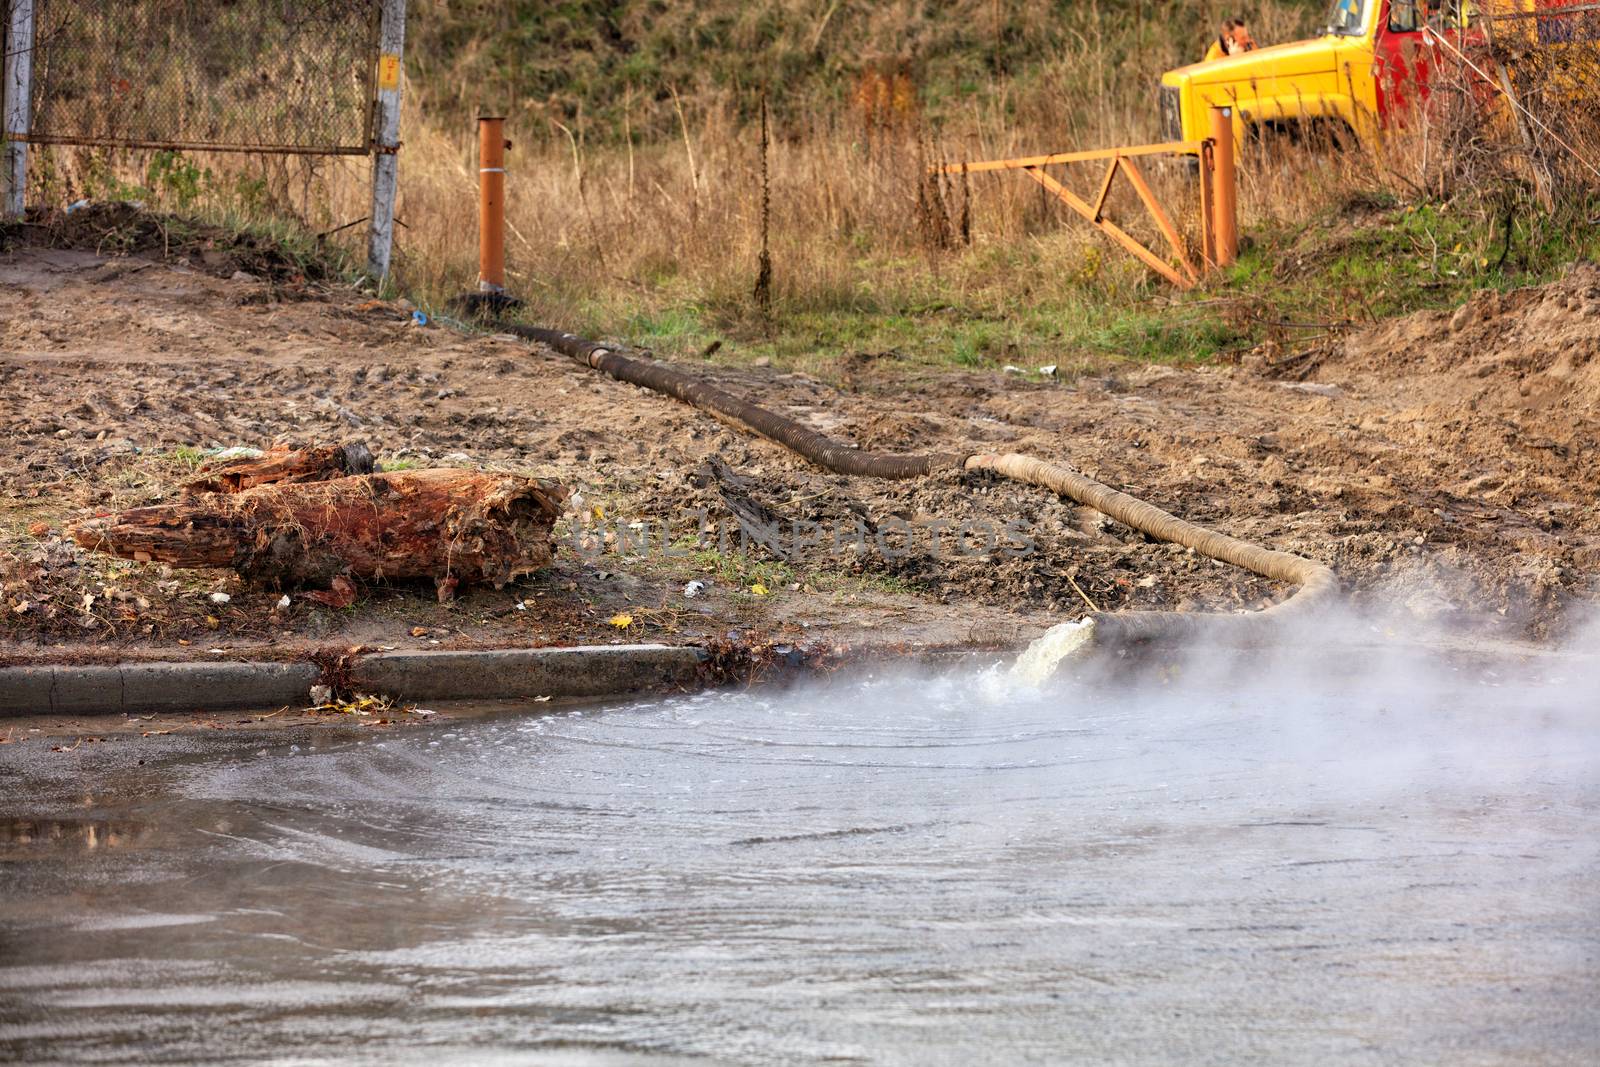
xmin=956 ymin=140 xmax=1201 ymax=172
xmin=941 ymin=137 xmax=1220 ymax=290
xmin=1021 ymin=167 xmax=1193 ymax=290
xmin=1091 ymin=154 xmax=1119 ymax=221
xmin=1117 ymin=155 xmax=1199 ymax=285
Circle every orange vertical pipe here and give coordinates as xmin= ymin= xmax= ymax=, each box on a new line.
xmin=1208 ymin=106 xmax=1238 ymax=268
xmin=478 ymin=116 xmax=507 ymax=292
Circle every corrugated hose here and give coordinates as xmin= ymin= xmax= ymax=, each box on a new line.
xmin=503 ymin=324 xmax=1337 ymax=645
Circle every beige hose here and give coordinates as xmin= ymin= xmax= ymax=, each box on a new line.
xmin=965 ymin=452 xmax=1337 ymax=643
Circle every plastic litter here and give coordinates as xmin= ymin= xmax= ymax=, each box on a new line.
xmin=66 ymin=198 xmax=144 ymax=213
xmin=205 ymin=446 xmax=266 ymax=462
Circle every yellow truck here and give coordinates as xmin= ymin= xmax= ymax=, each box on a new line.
xmin=1157 ymin=0 xmax=1596 ymax=148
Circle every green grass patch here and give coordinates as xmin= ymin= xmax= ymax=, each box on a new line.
xmin=164 ymin=446 xmax=208 ymax=468
xmin=489 ymin=184 xmax=1596 ymax=391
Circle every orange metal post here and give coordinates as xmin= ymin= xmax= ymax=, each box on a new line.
xmin=478 ymin=116 xmax=508 ymax=292
xmin=1208 ymin=106 xmax=1238 ymax=268
xmin=1198 ymin=141 xmax=1217 ymax=269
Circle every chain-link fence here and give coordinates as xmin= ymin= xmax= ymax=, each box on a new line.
xmin=16 ymin=0 xmax=381 ymax=154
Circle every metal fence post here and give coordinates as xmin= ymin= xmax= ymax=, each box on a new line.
xmin=4 ymin=0 xmax=35 ymax=218
xmin=1208 ymin=106 xmax=1238 ymax=268
xmin=478 ymin=116 xmax=507 ymax=292
xmin=367 ymin=0 xmax=406 ymax=281
xmin=1198 ymin=139 xmax=1217 ymax=269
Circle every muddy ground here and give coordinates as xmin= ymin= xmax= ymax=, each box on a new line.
xmin=2 ymin=213 xmax=1597 ymax=679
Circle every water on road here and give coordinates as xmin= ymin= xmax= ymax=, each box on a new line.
xmin=2 ymin=649 xmax=1597 ymax=1065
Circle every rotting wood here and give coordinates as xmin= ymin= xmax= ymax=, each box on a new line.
xmin=69 ymin=468 xmax=567 ymax=600
xmin=184 ymin=442 xmax=376 ymax=495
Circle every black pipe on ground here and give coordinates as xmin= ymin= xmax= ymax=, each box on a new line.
xmin=503 ymin=323 xmax=1337 ymax=645
xmin=507 ymin=326 xmax=960 ymax=479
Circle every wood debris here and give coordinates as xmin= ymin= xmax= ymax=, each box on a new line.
xmin=69 ymin=464 xmax=567 ymax=599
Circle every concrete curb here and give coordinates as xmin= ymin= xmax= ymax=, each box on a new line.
xmin=0 ymin=644 xmax=707 ymax=717
xmin=349 ymin=644 xmax=707 ymax=702
xmin=0 ymin=662 xmax=320 ymax=717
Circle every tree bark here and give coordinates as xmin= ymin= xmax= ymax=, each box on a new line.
xmin=70 ymin=469 xmax=567 ymax=596
xmin=184 ymin=442 xmax=375 ymax=495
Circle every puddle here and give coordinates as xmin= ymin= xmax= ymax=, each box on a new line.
xmin=0 ymin=817 xmax=156 ymax=853
xmin=2 ymin=653 xmax=1597 ymax=1064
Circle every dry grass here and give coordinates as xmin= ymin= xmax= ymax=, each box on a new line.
xmin=373 ymin=4 xmax=1330 ymax=358
xmin=19 ymin=0 xmax=1600 ymax=374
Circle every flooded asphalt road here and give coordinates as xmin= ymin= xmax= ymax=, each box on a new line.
xmin=1 ymin=648 xmax=1598 ymax=1065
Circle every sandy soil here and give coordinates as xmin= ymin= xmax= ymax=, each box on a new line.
xmin=2 ymin=216 xmax=1596 ymax=672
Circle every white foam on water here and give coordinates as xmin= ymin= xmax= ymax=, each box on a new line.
xmin=1007 ymin=618 xmax=1096 ymax=686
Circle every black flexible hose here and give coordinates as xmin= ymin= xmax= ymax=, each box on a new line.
xmin=505 ymin=325 xmax=962 ymax=479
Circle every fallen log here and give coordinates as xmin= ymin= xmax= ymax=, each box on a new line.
xmin=69 ymin=468 xmax=567 ymax=598
xmin=184 ymin=442 xmax=375 ymax=495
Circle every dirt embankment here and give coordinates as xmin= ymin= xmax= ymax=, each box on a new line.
xmin=2 ymin=222 xmax=1596 ymax=668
